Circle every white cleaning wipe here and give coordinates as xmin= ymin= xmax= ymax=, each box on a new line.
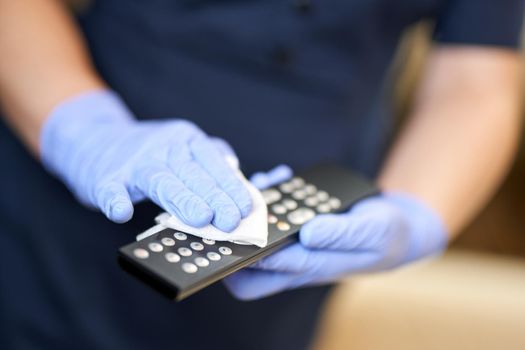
xmin=154 ymin=158 xmax=269 ymax=247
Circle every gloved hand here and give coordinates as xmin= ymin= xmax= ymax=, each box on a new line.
xmin=41 ymin=89 xmax=252 ymax=231
xmin=225 ymin=166 xmax=448 ymax=300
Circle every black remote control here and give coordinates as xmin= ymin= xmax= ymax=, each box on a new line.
xmin=118 ymin=164 xmax=378 ymax=301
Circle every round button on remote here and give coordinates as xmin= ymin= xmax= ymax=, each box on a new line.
xmin=268 ymin=214 xmax=278 ymax=224
xmin=174 ymin=232 xmax=187 ymax=241
xmin=195 ymin=257 xmax=210 ymax=267
xmin=317 ymin=203 xmax=331 ymax=213
xmin=178 ymin=247 xmax=192 ymax=257
xmin=304 ymin=196 xmax=319 ymax=207
xmin=304 ymin=184 xmax=317 ymax=195
xmin=190 ymin=242 xmax=204 ymax=251
xmin=148 ymin=242 xmax=163 ymax=252
xmin=291 ymin=177 xmax=305 ymax=188
xmin=316 ymin=191 xmax=329 ymax=201
xmin=329 ymin=197 xmax=341 ymax=209
xmin=272 ymin=204 xmax=287 ymax=215
xmin=279 ymin=182 xmax=295 ymax=193
xmin=133 ymin=248 xmax=149 ymax=259
xmin=202 ymin=238 xmax=215 ymax=245
xmin=218 ymin=246 xmax=232 ymax=255
xmin=287 ymin=207 xmax=316 ymax=225
xmin=283 ymin=199 xmax=298 ymax=210
xmin=207 ymin=252 xmax=221 ymax=261
xmin=165 ymin=252 xmax=181 ymax=263
xmin=261 ymin=189 xmax=282 ymax=205
xmin=161 ymin=237 xmax=175 ymax=246
xmin=182 ymin=263 xmax=198 ymax=274
xmin=276 ymin=221 xmax=291 ymax=231
xmin=292 ymin=190 xmax=307 ymax=200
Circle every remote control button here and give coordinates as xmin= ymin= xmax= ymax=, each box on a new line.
xmin=287 ymin=207 xmax=316 ymax=225
xmin=283 ymin=199 xmax=298 ymax=210
xmin=316 ymin=191 xmax=329 ymax=201
xmin=329 ymin=197 xmax=341 ymax=209
xmin=276 ymin=221 xmax=291 ymax=231
xmin=304 ymin=196 xmax=319 ymax=207
xmin=207 ymin=252 xmax=221 ymax=261
xmin=304 ymin=184 xmax=317 ymax=195
xmin=161 ymin=237 xmax=175 ymax=246
xmin=202 ymin=238 xmax=215 ymax=245
xmin=182 ymin=262 xmax=198 ymax=274
xmin=271 ymin=204 xmax=287 ymax=215
xmin=174 ymin=232 xmax=187 ymax=241
xmin=292 ymin=189 xmax=307 ymax=200
xmin=218 ymin=246 xmax=232 ymax=255
xmin=165 ymin=252 xmax=181 ymax=263
xmin=178 ymin=247 xmax=192 ymax=257
xmin=133 ymin=248 xmax=149 ymax=259
xmin=195 ymin=257 xmax=210 ymax=267
xmin=291 ymin=177 xmax=305 ymax=188
xmin=190 ymin=242 xmax=204 ymax=251
xmin=279 ymin=182 xmax=295 ymax=193
xmin=268 ymin=214 xmax=278 ymax=224
xmin=317 ymin=203 xmax=331 ymax=213
xmin=148 ymin=242 xmax=163 ymax=252
xmin=261 ymin=189 xmax=282 ymax=205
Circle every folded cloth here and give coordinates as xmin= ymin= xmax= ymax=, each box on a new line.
xmin=154 ymin=160 xmax=269 ymax=247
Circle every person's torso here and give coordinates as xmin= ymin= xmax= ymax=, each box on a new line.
xmin=80 ymin=0 xmax=444 ymax=175
xmin=1 ymin=1 xmax=445 ymax=348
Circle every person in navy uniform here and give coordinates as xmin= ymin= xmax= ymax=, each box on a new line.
xmin=0 ymin=0 xmax=523 ymax=349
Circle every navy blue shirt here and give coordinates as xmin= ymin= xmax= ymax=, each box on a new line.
xmin=1 ymin=1 xmax=523 ymax=349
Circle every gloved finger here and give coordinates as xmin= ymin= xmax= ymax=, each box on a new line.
xmin=190 ymin=136 xmax=252 ymax=217
xmin=251 ymin=242 xmax=380 ymax=274
xmin=224 ymin=269 xmax=307 ymax=301
xmin=249 ymin=164 xmax=293 ymax=190
xmin=132 ymin=162 xmax=213 ymax=227
xmin=169 ymin=156 xmax=242 ymax=232
xmin=210 ymin=137 xmax=239 ymax=169
xmin=250 ymin=243 xmax=314 ymax=273
xmin=299 ymin=208 xmax=398 ymax=252
xmin=95 ymin=181 xmax=134 ymax=223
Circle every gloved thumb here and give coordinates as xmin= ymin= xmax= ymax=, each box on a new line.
xmin=299 ymin=209 xmax=394 ymax=252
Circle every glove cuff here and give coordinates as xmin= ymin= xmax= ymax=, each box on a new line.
xmin=384 ymin=192 xmax=449 ymax=263
xmin=40 ymin=89 xmax=134 ymax=177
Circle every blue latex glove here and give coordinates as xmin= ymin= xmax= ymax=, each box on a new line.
xmin=41 ymin=89 xmax=251 ymax=231
xmin=225 ymin=166 xmax=448 ymax=300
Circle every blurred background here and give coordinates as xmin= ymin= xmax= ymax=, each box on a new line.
xmin=312 ymin=23 xmax=525 ymax=350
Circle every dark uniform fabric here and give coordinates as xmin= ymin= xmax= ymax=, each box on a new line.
xmin=0 ymin=1 xmax=523 ymax=349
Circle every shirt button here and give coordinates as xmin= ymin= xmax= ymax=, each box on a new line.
xmin=272 ymin=46 xmax=293 ymax=66
xmin=293 ymin=0 xmax=313 ymax=14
